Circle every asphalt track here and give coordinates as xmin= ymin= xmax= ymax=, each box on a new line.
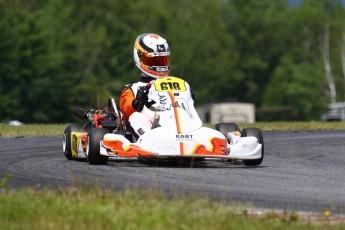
xmin=0 ymin=130 xmax=345 ymax=214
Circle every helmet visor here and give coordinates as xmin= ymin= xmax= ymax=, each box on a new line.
xmin=140 ymin=55 xmax=170 ymax=67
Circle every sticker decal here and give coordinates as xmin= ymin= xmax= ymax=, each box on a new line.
xmin=137 ymin=128 xmax=145 ymax=135
xmin=71 ymin=132 xmax=83 ymax=158
xmin=176 ymin=134 xmax=194 ymax=141
xmin=157 ymin=44 xmax=166 ymax=52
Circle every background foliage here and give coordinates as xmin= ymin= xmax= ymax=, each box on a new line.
xmin=1 ymin=0 xmax=345 ymax=123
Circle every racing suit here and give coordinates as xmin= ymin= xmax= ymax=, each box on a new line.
xmin=119 ymin=75 xmax=156 ymax=139
xmin=120 ymin=75 xmax=195 ymax=140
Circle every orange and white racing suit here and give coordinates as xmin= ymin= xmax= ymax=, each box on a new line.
xmin=119 ymin=78 xmax=157 ymax=138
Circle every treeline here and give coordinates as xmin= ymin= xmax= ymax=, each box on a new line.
xmin=1 ymin=0 xmax=345 ymax=123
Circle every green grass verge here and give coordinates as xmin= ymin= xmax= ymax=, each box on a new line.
xmin=239 ymin=121 xmax=345 ymax=131
xmin=1 ymin=122 xmax=345 ymax=136
xmin=0 ymin=185 xmax=343 ymax=230
xmin=0 ymin=124 xmax=68 ymax=136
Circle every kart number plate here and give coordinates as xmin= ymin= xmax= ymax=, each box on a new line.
xmin=154 ymin=77 xmax=186 ymax=92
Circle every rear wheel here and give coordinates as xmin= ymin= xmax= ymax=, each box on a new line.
xmin=87 ymin=128 xmax=108 ymax=165
xmin=241 ymin=128 xmax=264 ymax=166
xmin=63 ymin=124 xmax=86 ymax=160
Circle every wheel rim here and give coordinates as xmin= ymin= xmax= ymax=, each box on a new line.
xmin=63 ymin=134 xmax=67 ymax=153
xmin=86 ymin=136 xmax=90 ymax=157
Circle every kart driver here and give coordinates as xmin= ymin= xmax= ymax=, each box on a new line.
xmin=119 ymin=33 xmax=171 ymax=140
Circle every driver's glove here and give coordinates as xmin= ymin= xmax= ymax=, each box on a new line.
xmin=132 ymin=86 xmax=149 ymax=112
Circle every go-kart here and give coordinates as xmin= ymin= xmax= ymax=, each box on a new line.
xmin=63 ymin=76 xmax=264 ymax=166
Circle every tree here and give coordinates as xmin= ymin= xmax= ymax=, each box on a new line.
xmin=1 ymin=0 xmax=344 ymax=123
xmin=261 ymin=1 xmax=323 ymax=120
xmin=262 ymin=57 xmax=328 ymax=120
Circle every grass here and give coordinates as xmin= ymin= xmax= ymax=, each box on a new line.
xmin=0 ymin=123 xmax=68 ymax=136
xmin=1 ymin=121 xmax=345 ymax=136
xmin=239 ymin=121 xmax=345 ymax=131
xmin=0 ymin=185 xmax=344 ymax=230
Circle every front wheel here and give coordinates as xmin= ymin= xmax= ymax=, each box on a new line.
xmin=241 ymin=128 xmax=264 ymax=166
xmin=86 ymin=128 xmax=108 ymax=165
xmin=63 ymin=124 xmax=86 ymax=160
xmin=215 ymin=122 xmax=240 ymax=143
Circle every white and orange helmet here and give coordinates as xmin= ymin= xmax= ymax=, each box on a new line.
xmin=133 ymin=33 xmax=170 ymax=78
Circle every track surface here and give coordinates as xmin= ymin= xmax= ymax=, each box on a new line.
xmin=0 ymin=130 xmax=345 ymax=214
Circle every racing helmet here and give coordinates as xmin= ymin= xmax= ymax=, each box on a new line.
xmin=133 ymin=33 xmax=170 ymax=78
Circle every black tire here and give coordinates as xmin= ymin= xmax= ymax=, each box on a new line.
xmin=215 ymin=122 xmax=240 ymax=143
xmin=87 ymin=128 xmax=108 ymax=165
xmin=63 ymin=124 xmax=86 ymax=160
xmin=241 ymin=128 xmax=264 ymax=166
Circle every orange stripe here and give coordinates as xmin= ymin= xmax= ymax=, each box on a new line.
xmin=167 ymin=92 xmax=184 ymax=155
xmin=167 ymin=92 xmax=181 ymax=133
xmin=180 ymin=142 xmax=185 ymax=155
